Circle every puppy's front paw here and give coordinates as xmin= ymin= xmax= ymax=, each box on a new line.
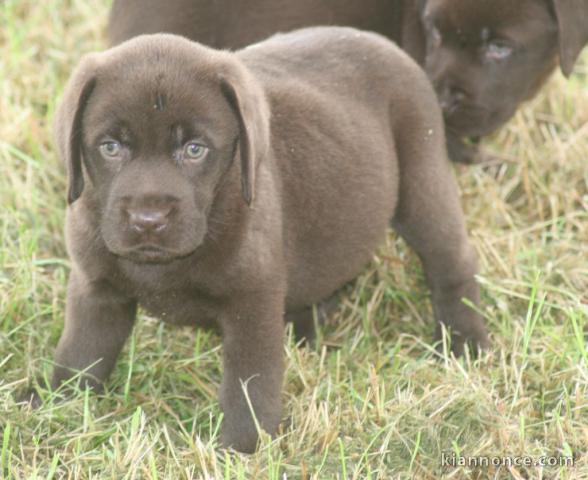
xmin=219 ymin=396 xmax=282 ymax=453
xmin=435 ymin=316 xmax=490 ymax=357
xmin=220 ymin=419 xmax=261 ymax=454
xmin=17 ymin=386 xmax=43 ymax=409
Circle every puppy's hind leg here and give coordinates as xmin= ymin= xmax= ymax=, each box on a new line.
xmin=391 ymin=105 xmax=489 ymax=356
xmin=285 ymin=308 xmax=317 ymax=345
xmin=285 ymin=294 xmax=340 ymax=345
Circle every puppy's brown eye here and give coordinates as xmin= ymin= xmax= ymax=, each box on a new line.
xmin=99 ymin=141 xmax=122 ymax=158
xmin=184 ymin=142 xmax=209 ymax=162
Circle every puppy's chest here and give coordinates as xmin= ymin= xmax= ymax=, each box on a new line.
xmin=138 ymin=289 xmax=219 ymax=328
xmin=114 ymin=265 xmax=221 ymax=328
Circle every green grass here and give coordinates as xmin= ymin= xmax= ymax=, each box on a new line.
xmin=1 ymin=1 xmax=587 ymax=478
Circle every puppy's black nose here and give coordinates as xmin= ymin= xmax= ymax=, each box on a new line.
xmin=440 ymin=85 xmax=467 ymax=112
xmin=127 ymin=208 xmax=170 ymax=233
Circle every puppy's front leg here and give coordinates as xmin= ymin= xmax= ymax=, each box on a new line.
xmin=49 ymin=268 xmax=137 ymax=394
xmin=218 ymin=295 xmax=285 ymax=453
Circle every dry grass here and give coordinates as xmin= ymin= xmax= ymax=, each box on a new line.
xmin=1 ymin=1 xmax=587 ymax=478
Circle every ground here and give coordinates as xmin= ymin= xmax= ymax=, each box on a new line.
xmin=1 ymin=1 xmax=587 ymax=478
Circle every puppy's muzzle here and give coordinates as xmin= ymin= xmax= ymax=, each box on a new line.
xmin=121 ymin=194 xmax=179 ymax=242
xmin=438 ymin=84 xmax=467 ymax=115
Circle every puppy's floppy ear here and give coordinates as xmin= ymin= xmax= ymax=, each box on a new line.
xmin=219 ymin=63 xmax=270 ymax=206
xmin=54 ymin=54 xmax=98 ymax=204
xmin=552 ymin=0 xmax=588 ymax=77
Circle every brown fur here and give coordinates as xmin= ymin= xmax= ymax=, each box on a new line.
xmin=48 ymin=28 xmax=487 ymax=452
xmin=108 ymin=0 xmax=588 ymax=163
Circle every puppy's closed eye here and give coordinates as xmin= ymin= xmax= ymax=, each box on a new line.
xmin=421 ymin=13 xmax=442 ymax=48
xmin=430 ymin=25 xmax=442 ymax=48
xmin=483 ymin=39 xmax=513 ymax=61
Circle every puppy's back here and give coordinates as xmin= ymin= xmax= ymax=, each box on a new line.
xmin=237 ymin=28 xmax=447 ymax=307
xmin=109 ymin=0 xmax=401 ymax=49
xmin=238 ymin=27 xmax=419 ymax=102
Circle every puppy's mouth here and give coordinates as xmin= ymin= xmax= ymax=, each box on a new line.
xmin=115 ymin=245 xmax=196 ymax=264
xmin=443 ymin=104 xmax=496 ymax=137
xmin=100 ymin=215 xmax=208 ymax=265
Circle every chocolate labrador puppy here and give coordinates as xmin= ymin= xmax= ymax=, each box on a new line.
xmin=108 ymin=0 xmax=588 ymax=163
xmin=418 ymin=0 xmax=588 ymax=162
xmin=49 ymin=28 xmax=487 ymax=452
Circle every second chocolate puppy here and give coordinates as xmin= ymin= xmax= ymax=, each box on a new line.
xmin=51 ymin=27 xmax=488 ymax=453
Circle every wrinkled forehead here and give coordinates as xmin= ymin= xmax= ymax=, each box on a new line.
xmin=424 ymin=0 xmax=555 ymax=39
xmin=83 ymin=50 xmax=237 ymax=148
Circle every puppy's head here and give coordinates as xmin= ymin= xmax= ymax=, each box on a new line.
xmin=55 ymin=34 xmax=270 ymax=264
xmin=420 ymin=0 xmax=588 ymax=138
